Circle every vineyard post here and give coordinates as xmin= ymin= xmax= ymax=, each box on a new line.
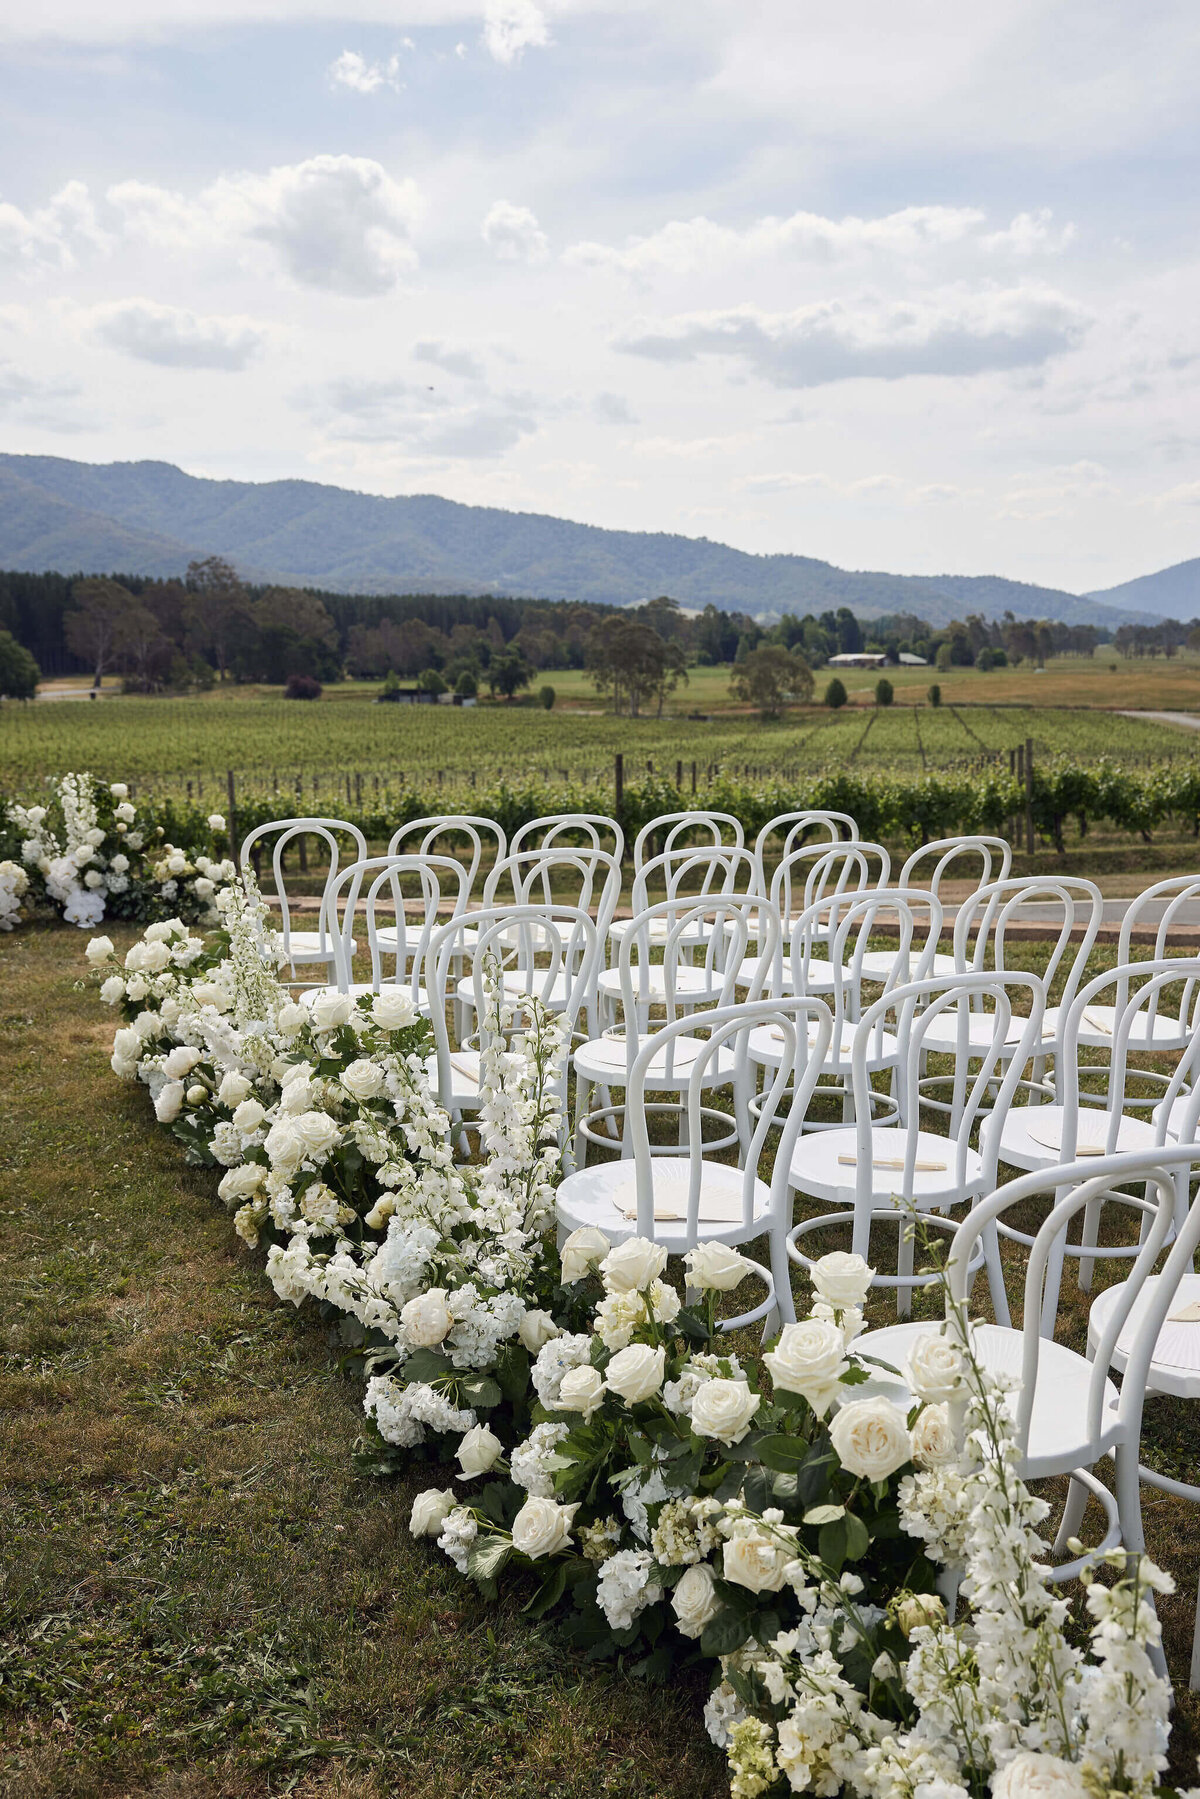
xmin=226 ymin=769 xmax=237 ymax=853
xmin=691 ymin=761 xmax=697 ymax=794
xmin=1025 ymin=737 xmax=1034 ymax=855
xmin=676 ymin=759 xmax=683 ymax=790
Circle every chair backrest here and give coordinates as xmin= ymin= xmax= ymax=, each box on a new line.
xmin=849 ymin=971 xmax=1045 ymax=1197
xmin=629 ymin=843 xmax=758 ymax=915
xmin=1052 ymin=958 xmax=1200 ymax=1153
xmin=784 ymin=888 xmax=944 ymax=1019
xmin=482 ymin=846 xmax=622 ymax=932
xmin=1116 ymin=875 xmax=1200 ymax=962
xmin=387 ymin=815 xmax=507 ymax=895
xmin=752 ymin=811 xmax=860 ymax=895
xmin=626 ymin=996 xmax=834 ymax=1242
xmin=238 ymin=815 xmax=367 ymax=959
xmin=318 ymin=853 xmax=472 ymax=994
xmin=768 ymin=840 xmax=891 ymax=942
xmin=954 ymin=876 xmax=1102 ymax=1013
xmin=631 ymin=810 xmax=744 ymax=875
xmin=510 ymin=813 xmax=624 ymax=863
xmin=896 ymin=835 xmax=1012 ymax=895
xmin=609 ymin=894 xmax=782 ymax=1048
xmin=945 ymin=1146 xmax=1200 ymax=1469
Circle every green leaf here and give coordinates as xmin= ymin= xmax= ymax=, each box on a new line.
xmin=468 ymin=1535 xmax=511 ymax=1584
xmin=523 ymin=1561 xmax=569 ymax=1618
xmin=803 ymin=1503 xmax=846 ymax=1526
xmin=755 ymin=1433 xmax=808 ymax=1474
xmin=496 ymin=1343 xmax=531 ymax=1404
xmin=700 ymin=1610 xmax=752 ymax=1659
xmin=401 ymin=1348 xmax=456 ymax=1384
xmin=457 ymin=1374 xmax=502 ymax=1410
xmin=843 ymin=1512 xmax=870 ymax=1561
xmin=818 ymin=1515 xmax=848 ymax=1571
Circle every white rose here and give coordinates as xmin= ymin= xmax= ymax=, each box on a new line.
xmin=110 ymin=783 xmax=129 ymax=799
xmin=341 ymin=1058 xmax=385 ymax=1102
xmin=124 ymin=975 xmax=149 ymax=1002
xmin=85 ymin=826 xmax=105 ymax=847
xmin=186 ymin=1083 xmax=207 ymax=1105
xmin=690 ymin=1378 xmax=760 ymax=1445
xmin=218 ymin=1163 xmax=265 ymax=1204
xmin=517 ymin=1309 xmax=559 ymax=1353
xmin=811 ymin=1251 xmax=874 ymax=1311
xmin=456 ymin=1423 xmax=504 ymax=1477
xmin=109 ymin=853 xmax=129 ymax=874
xmin=991 ymin=1754 xmax=1090 ymax=1799
xmin=400 ymin=1288 xmax=454 ymax=1347
xmin=190 ymin=981 xmax=225 ymax=1008
xmin=648 ymin=1278 xmax=680 ymax=1325
xmin=554 ymin=1363 xmax=605 ymax=1419
xmin=829 ymin=1396 xmax=912 ymax=1481
xmin=277 ymin=1003 xmax=307 ymax=1034
xmin=112 ymin=1026 xmax=141 ymax=1063
xmin=207 ymin=813 xmax=226 ymax=832
xmin=672 ymin=1563 xmax=720 ymax=1638
xmin=310 ymin=991 xmax=354 ymax=1032
xmin=193 ymin=878 xmax=216 ymax=900
xmin=511 ymin=1496 xmax=579 ymax=1560
xmin=116 ymin=803 xmax=136 ymax=824
xmin=100 ymin=975 xmax=125 ymax=1004
xmin=560 ymin=1225 xmax=610 ymax=1284
xmin=164 ymin=1045 xmax=203 ymax=1079
xmin=371 ymin=987 xmax=416 ymax=1030
xmin=166 ymin=851 xmax=188 ymax=876
xmin=723 ymin=1528 xmax=794 ymax=1594
xmin=410 ymin=1487 xmax=456 ymax=1537
xmin=907 ymin=1332 xmax=968 ymax=1403
xmin=232 ymin=1098 xmax=266 ymax=1134
xmin=600 ymin=1236 xmax=668 ymax=1293
xmin=139 ymin=940 xmax=171 ymax=973
xmin=264 ymin=1117 xmax=303 ymax=1174
xmin=763 ymin=1321 xmax=848 ymax=1417
xmin=154 ymin=1080 xmax=185 ymax=1123
xmin=85 ymin=935 xmax=115 ymax=964
xmin=218 ymin=1071 xmax=252 ymax=1106
xmin=910 ymin=1403 xmax=958 ymax=1469
xmin=895 ymin=1592 xmax=946 ymax=1638
xmin=683 ymin=1241 xmax=755 ymax=1292
xmin=144 ymin=922 xmax=175 ymax=942
xmin=604 ymin=1343 xmax=666 ymax=1405
xmin=291 ymin=1111 xmax=341 ymax=1159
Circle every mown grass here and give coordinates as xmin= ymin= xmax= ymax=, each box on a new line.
xmin=4 ymin=922 xmax=1200 ymax=1795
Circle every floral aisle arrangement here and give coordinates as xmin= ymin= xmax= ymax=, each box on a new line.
xmin=3 ymin=771 xmax=234 ymax=929
xmin=85 ymin=881 xmax=1183 ymax=1799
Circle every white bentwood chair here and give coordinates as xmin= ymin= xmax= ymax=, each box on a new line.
xmin=302 ymin=853 xmax=471 ymax=1010
xmin=239 ymin=816 xmax=367 ymax=981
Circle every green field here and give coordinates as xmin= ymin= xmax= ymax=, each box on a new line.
xmin=2 ymin=673 xmax=1196 ymax=805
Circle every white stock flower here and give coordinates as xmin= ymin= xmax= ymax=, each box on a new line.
xmin=683 ymin=1241 xmax=755 ymax=1291
xmin=604 ymin=1343 xmax=665 ymax=1405
xmin=829 ymin=1396 xmax=911 ymax=1481
xmin=690 ymin=1378 xmax=760 ymax=1445
xmin=555 ymin=1363 xmax=605 ymax=1419
xmin=910 ymin=1402 xmax=958 ymax=1468
xmin=310 ymin=991 xmax=354 ymax=1032
xmin=511 ymin=1496 xmax=578 ymax=1560
xmin=601 ymin=1236 xmax=667 ymax=1293
xmin=410 ymin=1487 xmax=457 ymax=1537
xmin=810 ymin=1250 xmax=874 ymax=1310
xmin=672 ymin=1562 xmax=720 ymax=1637
xmin=763 ymin=1320 xmax=848 ymax=1416
xmin=456 ymin=1423 xmax=504 ymax=1477
xmin=341 ymin=1058 xmax=385 ymax=1102
xmin=517 ymin=1309 xmax=559 ymax=1352
xmin=559 ymin=1225 xmax=610 ymax=1284
xmin=154 ymin=1080 xmax=185 ymax=1123
xmin=991 ymin=1753 xmax=1090 ymax=1799
xmin=400 ymin=1288 xmax=454 ymax=1347
xmin=907 ymin=1331 xmax=968 ymax=1402
xmin=85 ymin=935 xmax=114 ymax=964
xmin=371 ymin=987 xmax=416 ymax=1030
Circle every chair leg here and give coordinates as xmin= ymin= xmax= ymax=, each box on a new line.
xmin=1039 ymin=1188 xmax=1070 ymax=1337
xmin=981 ymin=1219 xmax=1012 ymax=1329
xmin=1077 ymin=1194 xmax=1102 ymax=1293
xmin=1190 ymin=1567 xmax=1200 ymax=1692
xmin=1113 ymin=1444 xmax=1168 ymax=1683
xmin=573 ymin=1075 xmax=589 ymax=1170
xmin=768 ymin=1227 xmax=797 ymax=1328
xmin=1051 ymin=1475 xmax=1090 ymax=1557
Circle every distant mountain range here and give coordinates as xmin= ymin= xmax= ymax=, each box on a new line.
xmin=0 ymin=452 xmax=1186 ymax=629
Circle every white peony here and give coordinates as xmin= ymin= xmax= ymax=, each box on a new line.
xmin=683 ymin=1241 xmax=755 ymax=1292
xmin=672 ymin=1562 xmax=720 ymax=1638
xmin=371 ymin=987 xmax=416 ymax=1030
xmin=559 ymin=1225 xmax=610 ymax=1284
xmin=811 ymin=1250 xmax=874 ymax=1310
xmin=511 ymin=1496 xmax=578 ymax=1560
xmin=517 ymin=1309 xmax=559 ymax=1353
xmin=829 ymin=1396 xmax=912 ymax=1481
xmin=600 ymin=1236 xmax=667 ymax=1293
xmin=400 ymin=1288 xmax=454 ymax=1347
xmin=218 ymin=1071 xmax=252 ymax=1107
xmin=186 ymin=1084 xmax=207 ymax=1105
xmin=763 ymin=1320 xmax=848 ymax=1417
xmin=554 ymin=1363 xmax=605 ymax=1419
xmin=85 ymin=935 xmax=114 ymax=964
xmin=456 ymin=1423 xmax=504 ymax=1477
xmin=410 ymin=1487 xmax=457 ymax=1537
xmin=109 ymin=782 xmax=129 ymax=799
xmin=991 ymin=1753 xmax=1090 ymax=1799
xmin=341 ymin=1058 xmax=385 ymax=1102
xmin=604 ymin=1343 xmax=666 ymax=1405
xmin=690 ymin=1378 xmax=760 ymax=1445
xmin=910 ymin=1402 xmax=958 ymax=1468
xmin=907 ymin=1331 xmax=968 ymax=1402
xmin=154 ymin=1080 xmax=185 ymax=1123
xmin=207 ymin=813 xmax=226 ymax=831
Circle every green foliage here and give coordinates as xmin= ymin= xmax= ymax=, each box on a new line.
xmin=928 ymin=683 xmax=941 ymax=707
xmin=824 ymin=677 xmax=848 ymax=710
xmin=0 ymin=628 xmax=39 ymax=699
xmin=874 ymin=678 xmax=894 ymax=708
xmin=539 ymin=684 xmax=556 ymax=710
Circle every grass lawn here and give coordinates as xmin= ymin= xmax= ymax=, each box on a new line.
xmin=4 ymin=923 xmax=1200 ymax=1794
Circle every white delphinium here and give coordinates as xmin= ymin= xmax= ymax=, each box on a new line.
xmin=216 ymin=871 xmax=286 ymax=1022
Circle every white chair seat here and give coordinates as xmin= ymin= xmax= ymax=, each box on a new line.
xmin=301 ymin=982 xmax=430 ymax=1014
xmin=856 ymin=948 xmax=957 ymax=983
xmin=1153 ymin=1093 xmax=1200 ymax=1141
xmin=573 ymin=1033 xmax=736 ymax=1088
xmin=852 ymin=1320 xmax=1121 ymax=1478
xmin=556 ymin=1155 xmax=770 ymax=1250
xmin=609 ymin=916 xmax=712 ymax=948
xmin=788 ymin=1124 xmax=981 ymax=1210
xmin=281 ymin=930 xmax=357 ymax=963
xmin=1089 ymin=1272 xmax=1200 ymax=1401
xmin=747 ymin=1020 xmax=899 ymax=1074
xmin=456 ymin=969 xmax=577 ymax=1012
xmin=597 ymin=964 xmax=719 ymax=1003
xmin=1042 ymin=1002 xmax=1191 ymax=1051
xmin=424 ymin=1047 xmax=483 ymax=1108
xmin=918 ymin=1007 xmax=1047 ymax=1056
xmin=733 ymin=954 xmax=836 ymax=994
xmin=991 ymin=1104 xmax=1160 ymax=1170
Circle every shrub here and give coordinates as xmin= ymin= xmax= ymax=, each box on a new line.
xmin=927 ymin=683 xmax=942 ymax=707
xmin=874 ymin=677 xmax=894 ymax=707
xmin=283 ymin=673 xmax=322 ymax=700
xmin=454 ymin=669 xmax=478 ymax=698
xmin=976 ymin=647 xmax=995 ymax=672
xmin=417 ymin=668 xmax=447 ymax=696
xmin=539 ymin=684 xmax=556 ymax=710
xmin=935 ymin=643 xmax=953 ymax=673
xmin=824 ymin=677 xmax=847 ymax=710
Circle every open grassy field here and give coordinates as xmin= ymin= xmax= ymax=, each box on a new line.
xmin=4 ymin=663 xmax=1200 ymax=802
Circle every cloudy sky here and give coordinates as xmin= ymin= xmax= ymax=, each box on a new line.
xmin=1 ymin=0 xmax=1198 ymax=593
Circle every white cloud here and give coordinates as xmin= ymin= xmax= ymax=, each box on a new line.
xmin=564 ymin=204 xmax=1075 ymax=279
xmin=617 ymin=286 xmax=1090 ymax=387
xmin=481 ymin=0 xmax=549 ymax=66
xmin=1151 ymin=479 xmax=1200 ymax=510
xmin=329 ymin=49 xmax=403 ymax=93
xmin=86 ymin=297 xmax=270 ymax=369
xmin=481 ymin=199 xmax=548 ymax=263
xmin=301 ymin=374 xmax=542 ymax=459
xmin=413 ymin=339 xmax=486 ymax=380
xmin=0 ymin=180 xmax=109 ymax=273
xmin=108 ymin=155 xmax=423 ymax=295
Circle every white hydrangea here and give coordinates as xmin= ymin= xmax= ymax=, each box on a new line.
xmin=510 ymin=1423 xmax=570 ymax=1498
xmin=596 ymin=1548 xmax=656 ymax=1631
